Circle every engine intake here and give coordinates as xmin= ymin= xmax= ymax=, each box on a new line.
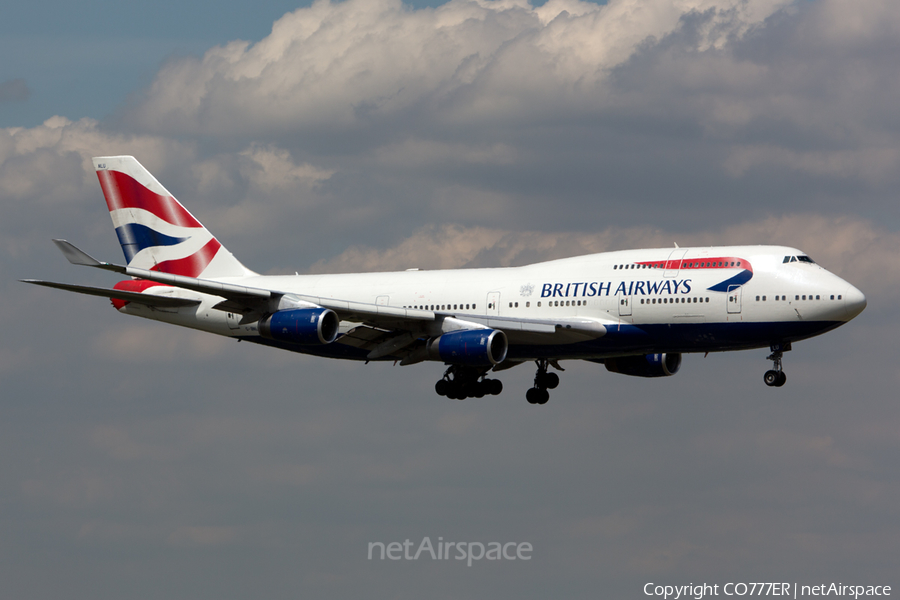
xmin=433 ymin=329 xmax=508 ymax=366
xmin=605 ymin=353 xmax=682 ymax=377
xmin=259 ymin=308 xmax=339 ymax=345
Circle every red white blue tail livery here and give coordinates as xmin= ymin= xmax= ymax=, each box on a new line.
xmin=24 ymin=156 xmax=867 ymax=403
xmin=94 ymin=156 xmax=253 ymax=279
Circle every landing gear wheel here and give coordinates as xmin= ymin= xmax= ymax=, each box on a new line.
xmin=775 ymin=371 xmax=787 ymax=387
xmin=526 ymin=388 xmax=540 ymax=405
xmin=764 ymin=370 xmax=779 ymax=387
xmin=537 ymin=372 xmax=559 ymax=389
xmin=434 ymin=365 xmax=503 ymax=399
xmin=536 ymin=389 xmax=550 ymax=404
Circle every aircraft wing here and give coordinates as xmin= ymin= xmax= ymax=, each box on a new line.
xmin=47 ymin=240 xmax=608 ymax=345
xmin=21 ymin=279 xmax=201 ymax=308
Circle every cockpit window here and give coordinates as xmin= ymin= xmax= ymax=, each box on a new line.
xmin=784 ymin=255 xmax=816 ymax=264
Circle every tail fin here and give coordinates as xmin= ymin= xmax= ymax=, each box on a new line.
xmin=93 ymin=156 xmax=255 ymax=279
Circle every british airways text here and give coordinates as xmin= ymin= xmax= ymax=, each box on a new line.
xmin=540 ymin=279 xmax=693 ymax=298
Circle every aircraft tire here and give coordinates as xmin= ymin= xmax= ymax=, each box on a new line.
xmin=544 ymin=372 xmax=560 ymax=389
xmin=775 ymin=371 xmax=787 ymax=387
xmin=764 ymin=370 xmax=779 ymax=387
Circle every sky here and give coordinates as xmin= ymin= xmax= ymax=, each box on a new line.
xmin=2 ymin=0 xmax=899 ymax=598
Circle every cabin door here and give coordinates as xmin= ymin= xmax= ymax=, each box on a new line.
xmin=487 ymin=292 xmax=500 ymax=316
xmin=726 ymin=285 xmax=742 ymax=314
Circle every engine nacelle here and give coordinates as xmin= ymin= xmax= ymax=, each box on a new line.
xmin=259 ymin=308 xmax=339 ymax=345
xmin=605 ymin=353 xmax=682 ymax=378
xmin=434 ymin=329 xmax=508 ymax=366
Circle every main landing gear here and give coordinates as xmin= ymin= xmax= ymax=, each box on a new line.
xmin=526 ymin=359 xmax=560 ymax=405
xmin=435 ymin=365 xmax=503 ymax=400
xmin=764 ymin=341 xmax=790 ymax=387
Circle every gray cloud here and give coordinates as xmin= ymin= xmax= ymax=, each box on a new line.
xmin=2 ymin=0 xmax=899 ymax=597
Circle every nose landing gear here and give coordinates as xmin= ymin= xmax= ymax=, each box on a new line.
xmin=764 ymin=342 xmax=790 ymax=387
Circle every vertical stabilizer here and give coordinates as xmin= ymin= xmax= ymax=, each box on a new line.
xmin=93 ymin=156 xmax=255 ymax=279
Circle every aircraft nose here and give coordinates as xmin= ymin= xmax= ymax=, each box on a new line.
xmin=842 ymin=284 xmax=867 ymax=321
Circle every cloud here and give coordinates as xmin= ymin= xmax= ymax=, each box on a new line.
xmin=126 ymin=0 xmax=792 ymax=137
xmin=3 ymin=2 xmax=899 ymax=596
xmin=98 ymin=0 xmax=900 ymax=242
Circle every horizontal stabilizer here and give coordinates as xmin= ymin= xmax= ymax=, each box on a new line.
xmin=21 ymin=279 xmax=201 ymax=308
xmin=51 ymin=239 xmax=270 ymax=303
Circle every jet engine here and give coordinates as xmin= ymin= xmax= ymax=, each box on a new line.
xmin=604 ymin=353 xmax=682 ymax=377
xmin=427 ymin=329 xmax=508 ymax=366
xmin=258 ymin=308 xmax=339 ymax=345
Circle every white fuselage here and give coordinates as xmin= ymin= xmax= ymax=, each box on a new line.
xmin=120 ymin=244 xmax=866 ymax=362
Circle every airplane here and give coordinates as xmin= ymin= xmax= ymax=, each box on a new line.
xmin=23 ymin=156 xmax=867 ymax=404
